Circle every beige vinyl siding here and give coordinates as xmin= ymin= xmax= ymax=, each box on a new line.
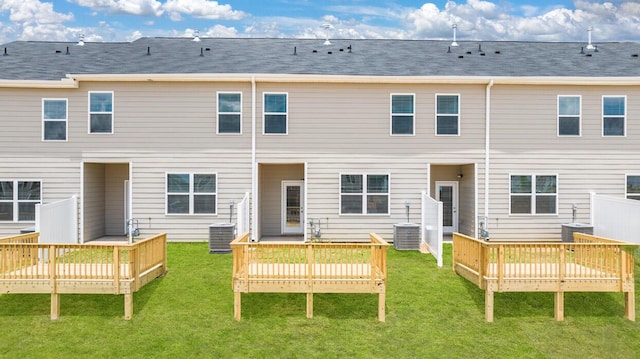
xmin=119 ymin=151 xmax=252 ymax=242
xmin=255 ymin=82 xmax=487 ymax=156
xmin=83 ymin=163 xmax=106 ymax=240
xmin=0 ymin=157 xmax=79 ymax=238
xmin=488 ymin=85 xmax=640 ymax=240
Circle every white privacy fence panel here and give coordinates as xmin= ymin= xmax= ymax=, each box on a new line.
xmin=590 ymin=192 xmax=640 ymax=244
xmin=237 ymin=192 xmax=250 ymax=236
xmin=421 ymin=191 xmax=443 ymax=267
xmin=35 ymin=195 xmax=78 ymax=244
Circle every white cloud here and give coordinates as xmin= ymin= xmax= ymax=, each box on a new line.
xmin=0 ymin=0 xmax=76 ymax=42
xmin=69 ymin=0 xmax=164 ymax=17
xmin=163 ymin=0 xmax=245 ymax=21
xmin=0 ymin=0 xmax=74 ymax=24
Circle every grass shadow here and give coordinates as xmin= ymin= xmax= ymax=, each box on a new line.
xmin=241 ymin=292 xmax=380 ymax=320
xmin=0 ymin=276 xmax=165 ymax=319
xmin=459 ymin=277 xmax=625 ymax=320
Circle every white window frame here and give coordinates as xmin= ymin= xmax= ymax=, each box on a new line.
xmin=602 ymin=95 xmax=626 ymax=137
xmin=42 ymin=98 xmax=68 ymax=141
xmin=88 ymin=91 xmax=114 ymax=134
xmin=625 ymin=174 xmax=640 ymax=200
xmin=339 ymin=173 xmax=390 ymax=216
xmin=0 ymin=180 xmax=42 ymax=222
xmin=217 ymin=91 xmax=242 ymax=135
xmin=165 ymin=173 xmax=217 ymax=215
xmin=435 ymin=93 xmax=461 ymax=136
xmin=509 ymin=174 xmax=558 ymax=216
xmin=390 ymin=93 xmax=415 ymax=136
xmin=557 ymin=95 xmax=581 ymax=137
xmin=263 ymin=92 xmax=288 ymax=135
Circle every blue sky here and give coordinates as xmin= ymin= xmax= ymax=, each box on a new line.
xmin=0 ymin=1 xmax=638 ymax=44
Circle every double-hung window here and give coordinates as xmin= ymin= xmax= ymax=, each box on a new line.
xmin=626 ymin=175 xmax=640 ymax=200
xmin=264 ymin=93 xmax=287 ymax=134
xmin=603 ymin=96 xmax=626 ymax=136
xmin=510 ymin=175 xmax=557 ymax=215
xmin=558 ymin=95 xmax=581 ymax=136
xmin=43 ymin=98 xmax=68 ymax=141
xmin=436 ymin=94 xmax=460 ymax=135
xmin=217 ymin=92 xmax=242 ymax=134
xmin=89 ymin=91 xmax=114 ymax=134
xmin=391 ymin=94 xmax=415 ymax=135
xmin=340 ymin=174 xmax=389 ymax=215
xmin=166 ymin=173 xmax=217 ymax=215
xmin=0 ymin=181 xmax=41 ymax=222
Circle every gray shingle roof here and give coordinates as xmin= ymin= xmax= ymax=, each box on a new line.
xmin=1 ymin=37 xmax=640 ymax=81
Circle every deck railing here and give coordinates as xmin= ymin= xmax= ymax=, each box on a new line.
xmin=452 ymin=232 xmax=637 ymax=321
xmin=0 ymin=232 xmax=167 ymax=319
xmin=231 ymin=233 xmax=390 ymax=321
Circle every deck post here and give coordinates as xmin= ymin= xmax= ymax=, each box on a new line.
xmin=625 ymin=291 xmax=635 ymax=321
xmin=378 ymin=292 xmax=386 ymax=322
xmin=485 ymin=286 xmax=494 ymax=322
xmin=306 ymin=293 xmax=313 ymax=318
xmin=234 ymin=292 xmax=241 ymax=321
xmin=50 ymin=293 xmax=60 ymax=320
xmin=554 ymin=291 xmax=564 ymax=321
xmin=124 ymin=293 xmax=133 ymax=320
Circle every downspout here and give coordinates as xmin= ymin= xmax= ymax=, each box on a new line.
xmin=484 ymin=80 xmax=494 ymax=221
xmin=251 ymin=76 xmax=258 ymax=241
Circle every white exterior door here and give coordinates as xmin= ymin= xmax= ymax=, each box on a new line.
xmin=282 ymin=180 xmax=304 ymax=234
xmin=436 ymin=181 xmax=458 ymax=234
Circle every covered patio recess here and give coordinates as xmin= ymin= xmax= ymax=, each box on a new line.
xmin=429 ymin=164 xmax=477 ymax=237
xmin=258 ymin=163 xmax=306 ymax=241
xmin=82 ymin=162 xmax=132 ymax=243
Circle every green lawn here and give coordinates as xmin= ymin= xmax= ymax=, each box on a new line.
xmin=1 ymin=243 xmax=639 ymax=358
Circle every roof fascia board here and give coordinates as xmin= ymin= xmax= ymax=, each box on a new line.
xmin=5 ymin=73 xmax=640 ymax=86
xmin=0 ymin=78 xmax=78 ymax=89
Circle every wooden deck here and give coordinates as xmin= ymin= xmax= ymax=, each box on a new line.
xmin=231 ymin=232 xmax=390 ymax=321
xmin=453 ymin=232 xmax=637 ymax=322
xmin=0 ymin=232 xmax=167 ymax=320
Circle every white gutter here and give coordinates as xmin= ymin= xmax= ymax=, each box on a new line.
xmin=484 ymin=80 xmax=494 ymax=220
xmin=251 ymin=76 xmax=258 ymax=242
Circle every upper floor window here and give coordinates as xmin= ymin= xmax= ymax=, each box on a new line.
xmin=436 ymin=94 xmax=460 ymax=135
xmin=43 ymin=99 xmax=68 ymax=141
xmin=340 ymin=174 xmax=389 ymax=215
xmin=603 ymin=96 xmax=625 ymax=136
xmin=264 ymin=93 xmax=287 ymax=134
xmin=558 ymin=95 xmax=581 ymax=136
xmin=89 ymin=91 xmax=114 ymax=134
xmin=217 ymin=92 xmax=242 ymax=134
xmin=166 ymin=173 xmax=217 ymax=215
xmin=0 ymin=181 xmax=41 ymax=222
xmin=391 ymin=94 xmax=415 ymax=135
xmin=510 ymin=174 xmax=557 ymax=215
xmin=626 ymin=175 xmax=640 ymax=200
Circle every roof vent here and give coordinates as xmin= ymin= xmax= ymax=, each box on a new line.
xmin=348 ymin=44 xmax=352 ymax=53
xmin=192 ymin=29 xmax=201 ymax=42
xmin=66 ymin=46 xmax=70 ymax=55
xmin=147 ymin=46 xmax=151 ymax=56
xmin=77 ymin=34 xmax=85 ymax=46
xmin=322 ymin=24 xmax=333 ymax=45
xmin=3 ymin=48 xmax=7 ymax=56
xmin=293 ymin=46 xmax=297 ymax=55
xmin=632 ymin=54 xmax=639 ymax=58
xmin=451 ymin=24 xmax=459 ymax=47
xmin=586 ymin=26 xmax=595 ymax=50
